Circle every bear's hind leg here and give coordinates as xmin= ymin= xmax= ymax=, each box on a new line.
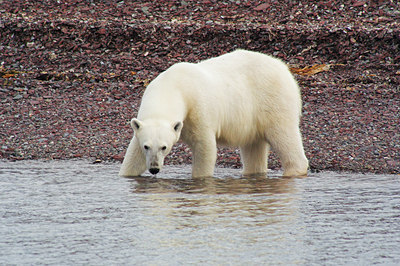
xmin=240 ymin=141 xmax=269 ymax=176
xmin=265 ymin=124 xmax=308 ymax=177
xmin=119 ymin=136 xmax=147 ymax=176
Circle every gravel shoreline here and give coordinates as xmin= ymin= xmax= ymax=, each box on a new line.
xmin=1 ymin=1 xmax=399 ymax=174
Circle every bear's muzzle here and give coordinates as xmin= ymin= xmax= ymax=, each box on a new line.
xmin=149 ymin=168 xmax=160 ymax=175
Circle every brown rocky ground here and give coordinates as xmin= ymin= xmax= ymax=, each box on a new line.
xmin=1 ymin=0 xmax=399 ymax=174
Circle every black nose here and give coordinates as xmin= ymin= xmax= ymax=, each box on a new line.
xmin=149 ymin=168 xmax=160 ymax=175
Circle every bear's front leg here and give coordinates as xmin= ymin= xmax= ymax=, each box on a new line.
xmin=119 ymin=136 xmax=147 ymax=177
xmin=190 ymin=135 xmax=217 ymax=178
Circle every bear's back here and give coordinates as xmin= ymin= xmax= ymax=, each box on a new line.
xmin=198 ymin=49 xmax=288 ymax=76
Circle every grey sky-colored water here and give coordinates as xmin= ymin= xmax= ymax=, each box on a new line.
xmin=1 ymin=160 xmax=399 ymax=265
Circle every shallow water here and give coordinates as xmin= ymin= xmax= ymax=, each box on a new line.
xmin=1 ymin=160 xmax=399 ymax=265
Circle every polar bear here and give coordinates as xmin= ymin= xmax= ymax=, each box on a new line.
xmin=119 ymin=50 xmax=308 ymax=177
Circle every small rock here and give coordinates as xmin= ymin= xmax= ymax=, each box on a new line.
xmin=254 ymin=3 xmax=270 ymax=11
xmin=13 ymin=94 xmax=23 ymax=100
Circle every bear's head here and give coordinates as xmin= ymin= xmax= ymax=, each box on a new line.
xmin=131 ymin=118 xmax=183 ymax=175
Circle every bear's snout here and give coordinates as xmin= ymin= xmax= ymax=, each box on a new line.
xmin=149 ymin=168 xmax=160 ymax=175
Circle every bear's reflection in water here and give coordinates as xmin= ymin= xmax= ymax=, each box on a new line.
xmin=125 ymin=167 xmax=300 ymax=227
xmin=128 ymin=173 xmax=296 ymax=195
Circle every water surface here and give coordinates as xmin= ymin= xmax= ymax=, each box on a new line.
xmin=1 ymin=160 xmax=399 ymax=265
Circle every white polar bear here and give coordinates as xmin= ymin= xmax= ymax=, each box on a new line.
xmin=119 ymin=50 xmax=308 ymax=177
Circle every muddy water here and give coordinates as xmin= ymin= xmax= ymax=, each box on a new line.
xmin=1 ymin=160 xmax=399 ymax=265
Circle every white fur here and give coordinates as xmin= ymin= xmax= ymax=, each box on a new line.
xmin=119 ymin=50 xmax=308 ymax=177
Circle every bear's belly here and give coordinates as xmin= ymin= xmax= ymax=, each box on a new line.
xmin=216 ymin=126 xmax=261 ymax=147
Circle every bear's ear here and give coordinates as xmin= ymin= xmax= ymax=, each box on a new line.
xmin=173 ymin=121 xmax=183 ymax=132
xmin=131 ymin=118 xmax=143 ymax=131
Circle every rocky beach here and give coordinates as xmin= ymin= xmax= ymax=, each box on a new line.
xmin=1 ymin=0 xmax=399 ymax=174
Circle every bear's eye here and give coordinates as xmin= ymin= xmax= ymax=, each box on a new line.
xmin=161 ymin=146 xmax=167 ymax=151
xmin=144 ymin=145 xmax=150 ymax=150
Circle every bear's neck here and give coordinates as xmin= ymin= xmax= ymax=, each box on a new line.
xmin=137 ymin=85 xmax=188 ymax=123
